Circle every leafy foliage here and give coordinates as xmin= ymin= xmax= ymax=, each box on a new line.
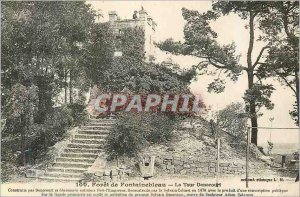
xmin=95 ymin=26 xmax=196 ymax=93
xmin=1 ymin=1 xmax=95 ymax=181
xmin=243 ymin=84 xmax=275 ymax=113
xmin=105 ymin=113 xmax=178 ymax=158
xmin=101 ymin=24 xmax=198 ymax=159
xmin=105 ymin=114 xmax=149 ymax=158
xmin=256 ymin=2 xmax=299 ymax=125
xmin=156 ymin=1 xmax=299 ymax=144
xmin=117 ymin=27 xmax=146 ymax=61
xmin=67 ymin=103 xmax=88 ymax=126
xmin=157 ymin=8 xmax=244 ymax=90
xmin=214 ymin=102 xmax=248 ymax=138
xmin=41 ymin=107 xmax=73 ymax=147
xmin=83 ymin=22 xmax=115 ymax=86
xmin=1 ymin=144 xmax=18 ymax=182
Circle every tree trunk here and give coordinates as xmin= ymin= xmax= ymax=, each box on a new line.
xmin=247 ymin=13 xmax=258 ymax=145
xmin=249 ymin=103 xmax=258 ymax=145
xmin=69 ymin=69 xmax=73 ymax=104
xmin=65 ymin=69 xmax=68 ymax=104
xmin=247 ymin=70 xmax=258 ymax=145
xmin=296 ymin=70 xmax=299 ymax=125
xmin=36 ymin=77 xmax=47 ymax=123
xmin=20 ymin=115 xmax=26 ymax=166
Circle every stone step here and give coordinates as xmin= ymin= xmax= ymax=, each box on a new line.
xmin=88 ymin=120 xmax=115 ymax=123
xmin=60 ymin=153 xmax=98 ymax=159
xmin=78 ymin=130 xmax=110 ymax=135
xmin=64 ymin=148 xmax=102 ymax=154
xmin=74 ymin=134 xmax=107 ymax=140
xmin=44 ymin=172 xmax=83 ymax=178
xmin=67 ymin=143 xmax=102 ymax=149
xmin=39 ymin=176 xmax=82 ymax=181
xmin=85 ymin=124 xmax=113 ymax=127
xmin=54 ymin=161 xmax=92 ymax=169
xmin=72 ymin=139 xmax=105 ymax=144
xmin=81 ymin=125 xmax=112 ymax=130
xmin=47 ymin=167 xmax=87 ymax=174
xmin=85 ymin=121 xmax=115 ymax=126
xmin=89 ymin=118 xmax=115 ymax=122
xmin=56 ymin=157 xmax=95 ymax=164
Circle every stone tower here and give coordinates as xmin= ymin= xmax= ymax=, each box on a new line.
xmin=108 ymin=8 xmax=157 ymax=62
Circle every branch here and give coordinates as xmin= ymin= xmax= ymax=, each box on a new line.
xmin=247 ymin=12 xmax=255 ymax=68
xmin=253 ymin=46 xmax=270 ymax=68
xmin=217 ymin=69 xmax=222 ymax=78
xmin=208 ymin=58 xmax=228 ymax=69
xmin=255 ymin=105 xmax=262 ymax=114
xmin=254 ymin=73 xmax=263 ymax=85
xmin=256 ymin=62 xmax=265 ymax=65
xmin=274 ymin=70 xmax=297 ymax=95
xmin=283 ymin=12 xmax=292 ymax=39
xmin=194 ymin=60 xmax=209 ymax=69
xmin=242 ymin=66 xmax=248 ymax=71
xmin=195 ymin=55 xmax=210 ymax=59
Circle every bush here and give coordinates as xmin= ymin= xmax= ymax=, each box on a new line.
xmin=105 ymin=113 xmax=178 ymax=158
xmin=28 ymin=106 xmax=74 ymax=164
xmin=105 ymin=114 xmax=149 ymax=158
xmin=1 ymin=143 xmax=18 ymax=182
xmin=67 ymin=103 xmax=88 ymax=126
xmin=42 ymin=106 xmax=73 ymax=146
xmin=214 ymin=102 xmax=248 ymax=138
xmin=1 ymin=104 xmax=74 ymax=181
xmin=146 ymin=114 xmax=177 ymax=144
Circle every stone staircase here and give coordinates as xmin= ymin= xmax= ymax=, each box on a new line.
xmin=39 ymin=118 xmax=115 ymax=181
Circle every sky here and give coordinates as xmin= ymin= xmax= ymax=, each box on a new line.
xmin=88 ymin=1 xmax=299 ymax=145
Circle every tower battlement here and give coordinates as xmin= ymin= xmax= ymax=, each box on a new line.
xmin=108 ymin=8 xmax=156 ymax=61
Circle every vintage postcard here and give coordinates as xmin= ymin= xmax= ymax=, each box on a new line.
xmin=1 ymin=1 xmax=299 ymax=197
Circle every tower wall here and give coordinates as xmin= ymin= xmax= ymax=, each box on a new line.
xmin=108 ymin=9 xmax=156 ymax=61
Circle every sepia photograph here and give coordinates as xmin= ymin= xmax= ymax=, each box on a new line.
xmin=1 ymin=1 xmax=299 ymax=196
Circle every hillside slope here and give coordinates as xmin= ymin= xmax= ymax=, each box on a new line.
xmin=130 ymin=117 xmax=273 ymax=178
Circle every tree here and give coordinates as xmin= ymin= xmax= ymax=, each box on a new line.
xmin=157 ymin=2 xmax=286 ymax=145
xmin=4 ymin=84 xmax=38 ymax=165
xmin=82 ymin=22 xmax=115 ymax=87
xmin=2 ymin=1 xmax=95 ymax=121
xmin=1 ymin=1 xmax=95 ymax=168
xmin=256 ymin=1 xmax=299 ymax=125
